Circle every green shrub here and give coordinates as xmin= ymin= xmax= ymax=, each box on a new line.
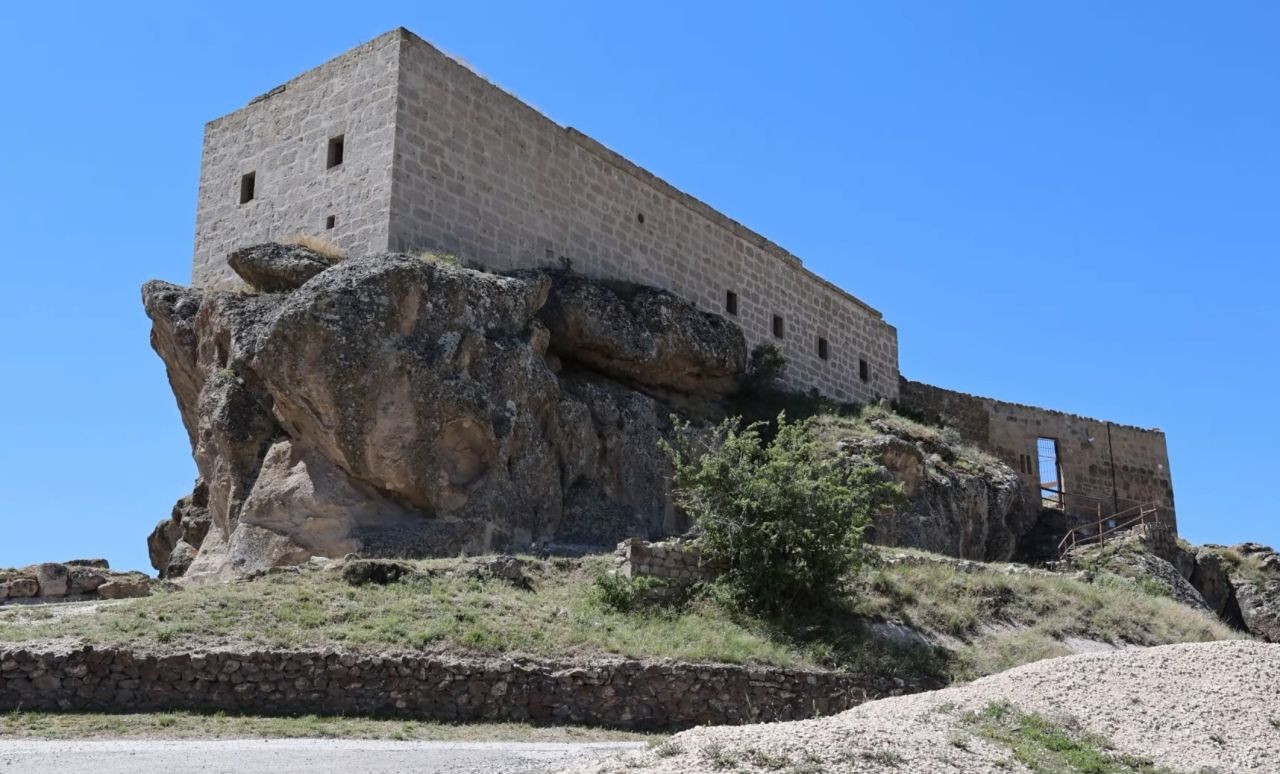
xmin=663 ymin=413 xmax=892 ymax=614
xmin=590 ymin=570 xmax=661 ymax=613
xmin=746 ymin=343 xmax=787 ymax=388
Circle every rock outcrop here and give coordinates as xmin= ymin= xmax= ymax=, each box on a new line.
xmin=0 ymin=561 xmax=151 ymax=604
xmin=1213 ymin=542 xmax=1280 ymax=642
xmin=838 ymin=421 xmax=1027 ymax=562
xmin=227 ymin=242 xmax=334 ymax=293
xmin=144 ymin=246 xmax=745 ymax=581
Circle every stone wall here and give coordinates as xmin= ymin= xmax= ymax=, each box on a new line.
xmin=390 ymin=30 xmax=899 ymax=403
xmin=192 ymin=33 xmax=401 ymax=288
xmin=0 ymin=646 xmax=935 ymax=731
xmin=615 ymin=538 xmax=712 ymax=585
xmin=898 ymin=378 xmax=1177 ymax=531
xmin=193 ymin=28 xmax=899 ymax=403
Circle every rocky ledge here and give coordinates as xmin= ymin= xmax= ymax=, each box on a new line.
xmin=143 ymin=245 xmax=746 ymax=582
xmin=0 ymin=560 xmax=150 ymax=603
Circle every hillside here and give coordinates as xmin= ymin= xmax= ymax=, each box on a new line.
xmin=0 ymin=546 xmax=1236 ymax=684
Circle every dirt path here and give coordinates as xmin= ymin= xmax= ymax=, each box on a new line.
xmin=0 ymin=739 xmax=646 ymax=774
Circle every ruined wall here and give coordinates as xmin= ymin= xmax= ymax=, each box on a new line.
xmin=192 ymin=33 xmax=402 ymax=288
xmin=898 ymin=378 xmax=1176 ymax=531
xmin=0 ymin=646 xmax=934 ymax=731
xmin=390 ymin=29 xmax=898 ymax=403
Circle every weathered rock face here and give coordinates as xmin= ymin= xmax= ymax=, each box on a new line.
xmin=840 ymin=426 xmax=1027 ymax=562
xmin=1232 ymin=580 xmax=1280 ymax=642
xmin=1220 ymin=543 xmax=1280 ymax=642
xmin=1189 ymin=548 xmax=1235 ymax=617
xmin=539 ymin=273 xmax=746 ymax=396
xmin=147 ymin=481 xmax=210 ymax=580
xmin=227 ymin=243 xmax=334 ymax=293
xmin=143 ymin=247 xmax=744 ymax=580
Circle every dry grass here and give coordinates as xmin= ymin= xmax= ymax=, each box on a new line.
xmin=0 ymin=709 xmax=654 ymax=742
xmin=412 ymin=249 xmax=461 ymax=266
xmin=0 ymin=557 xmax=803 ymax=667
xmin=286 ymin=233 xmax=345 ymax=262
xmin=805 ymin=406 xmax=1006 ymax=476
xmin=0 ymin=550 xmax=1239 ymax=683
xmin=853 ymin=558 xmax=1241 ymax=678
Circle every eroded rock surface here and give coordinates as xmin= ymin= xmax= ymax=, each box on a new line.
xmin=143 ymin=248 xmax=743 ymax=580
xmin=227 ymin=242 xmax=335 ymax=292
xmin=840 ymin=424 xmax=1027 ymax=562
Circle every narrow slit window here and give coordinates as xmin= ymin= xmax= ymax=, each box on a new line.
xmin=725 ymin=290 xmax=738 ymax=316
xmin=859 ymin=358 xmax=869 ymax=382
xmin=327 ymin=135 xmax=345 ymax=168
xmin=637 ymin=212 xmax=645 ymax=224
xmin=772 ymin=315 xmax=785 ymax=339
xmin=325 ymin=215 xmax=336 ymax=230
xmin=239 ymin=172 xmax=255 ymax=204
xmin=817 ymin=337 xmax=829 ymax=360
xmin=1037 ymin=437 xmax=1064 ymax=509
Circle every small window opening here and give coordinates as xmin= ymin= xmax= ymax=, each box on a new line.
xmin=325 ymin=215 xmax=336 ymax=230
xmin=327 ymin=135 xmax=345 ymax=168
xmin=1037 ymin=437 xmax=1065 ymax=509
xmin=817 ymin=337 xmax=829 ymax=361
xmin=239 ymin=172 xmax=255 ymax=204
xmin=725 ymin=290 xmax=738 ymax=316
xmin=637 ymin=212 xmax=645 ymax=224
xmin=859 ymin=358 xmax=869 ymax=382
xmin=772 ymin=315 xmax=784 ymax=339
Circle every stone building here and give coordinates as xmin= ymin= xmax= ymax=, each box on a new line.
xmin=193 ymin=27 xmax=897 ymax=404
xmin=192 ymin=27 xmax=1176 ymax=532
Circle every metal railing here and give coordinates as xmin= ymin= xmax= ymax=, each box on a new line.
xmin=1056 ymin=500 xmax=1163 ymax=559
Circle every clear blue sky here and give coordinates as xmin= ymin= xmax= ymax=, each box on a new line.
xmin=1 ymin=2 xmax=1275 ymax=572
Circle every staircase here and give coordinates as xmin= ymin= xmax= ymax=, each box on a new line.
xmin=1056 ymin=501 xmax=1164 ymax=560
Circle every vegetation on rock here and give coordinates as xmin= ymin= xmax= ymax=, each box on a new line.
xmin=663 ymin=413 xmax=894 ymax=614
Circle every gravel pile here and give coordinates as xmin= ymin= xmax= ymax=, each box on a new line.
xmin=567 ymin=640 xmax=1280 ymax=773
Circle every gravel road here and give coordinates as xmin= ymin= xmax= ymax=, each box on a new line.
xmin=570 ymin=639 xmax=1280 ymax=773
xmin=0 ymin=739 xmax=646 ymax=774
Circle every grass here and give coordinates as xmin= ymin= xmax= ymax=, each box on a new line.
xmin=803 ymin=405 xmax=1007 ymax=476
xmin=0 ymin=557 xmax=804 ymax=668
xmin=412 ymin=249 xmax=461 ymax=266
xmin=1201 ymin=545 xmax=1271 ymax=586
xmin=0 ymin=550 xmax=1239 ymax=683
xmin=852 ymin=554 xmax=1238 ymax=679
xmin=286 ymin=233 xmax=345 ymax=262
xmin=0 ymin=709 xmax=652 ymax=742
xmin=960 ymin=701 xmax=1177 ymax=773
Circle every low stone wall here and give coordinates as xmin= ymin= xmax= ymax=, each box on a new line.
xmin=616 ymin=538 xmax=713 ymax=584
xmin=0 ymin=645 xmax=937 ymax=730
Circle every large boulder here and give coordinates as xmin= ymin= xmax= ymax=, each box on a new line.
xmin=147 ymin=480 xmax=211 ymax=578
xmin=1189 ymin=548 xmax=1235 ymax=617
xmin=538 ymin=272 xmax=746 ymax=395
xmin=228 ymin=242 xmax=334 ymax=292
xmin=26 ymin=563 xmax=69 ymax=597
xmin=839 ymin=426 xmax=1027 ymax=562
xmin=1233 ymin=580 xmax=1280 ymax=642
xmin=142 ymin=247 xmax=709 ymax=580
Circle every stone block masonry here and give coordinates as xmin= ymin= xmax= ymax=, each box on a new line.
xmin=898 ymin=378 xmax=1177 ymax=532
xmin=193 ymin=33 xmax=401 ymax=290
xmin=0 ymin=646 xmax=937 ymax=731
xmin=192 ymin=28 xmax=898 ymax=404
